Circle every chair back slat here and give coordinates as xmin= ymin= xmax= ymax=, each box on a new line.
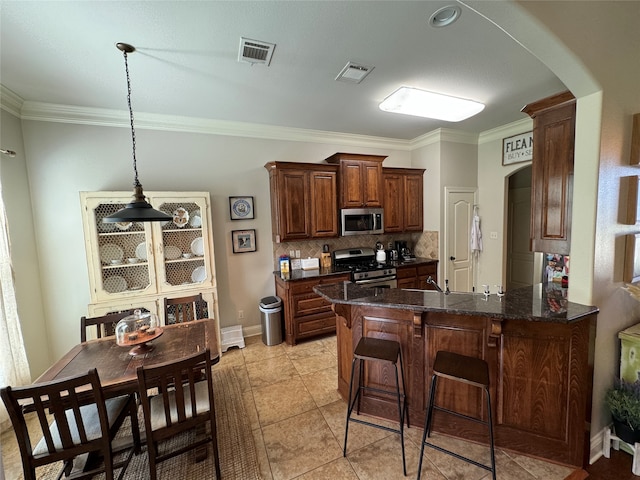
xmin=136 ymin=348 xmax=221 ymax=480
xmin=164 ymin=294 xmax=205 ymax=324
xmin=80 ymin=309 xmax=139 ymax=342
xmin=0 ymin=369 xmax=128 ymax=479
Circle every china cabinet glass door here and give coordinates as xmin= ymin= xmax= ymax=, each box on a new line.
xmin=87 ymin=198 xmax=156 ymax=301
xmin=151 ymin=196 xmax=213 ymax=292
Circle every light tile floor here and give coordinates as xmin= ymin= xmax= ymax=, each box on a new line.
xmin=2 ymin=334 xmax=579 ymax=480
xmin=219 ymin=334 xmax=578 ymax=480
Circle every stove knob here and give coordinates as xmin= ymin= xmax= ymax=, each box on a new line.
xmin=363 ymin=273 xmax=368 ymax=278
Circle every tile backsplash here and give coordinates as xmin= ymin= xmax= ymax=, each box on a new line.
xmin=272 ymin=231 xmax=438 ymax=270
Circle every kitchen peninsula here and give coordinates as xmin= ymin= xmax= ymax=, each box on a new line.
xmin=314 ymin=282 xmax=598 ymax=468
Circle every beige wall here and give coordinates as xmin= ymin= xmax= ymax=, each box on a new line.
xmin=0 ymin=109 xmax=50 ymax=377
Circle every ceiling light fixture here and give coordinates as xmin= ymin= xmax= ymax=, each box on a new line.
xmin=103 ymin=43 xmax=172 ymax=224
xmin=379 ymin=86 xmax=485 ymax=122
xmin=429 ymin=5 xmax=462 ymax=27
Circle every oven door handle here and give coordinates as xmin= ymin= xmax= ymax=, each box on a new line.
xmin=356 ymin=275 xmax=397 ymax=285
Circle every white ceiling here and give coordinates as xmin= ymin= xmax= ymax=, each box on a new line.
xmin=0 ymin=1 xmax=567 ymax=140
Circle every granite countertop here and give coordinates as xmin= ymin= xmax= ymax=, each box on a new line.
xmin=313 ymin=281 xmax=598 ymax=324
xmin=274 ymin=257 xmax=438 ymax=281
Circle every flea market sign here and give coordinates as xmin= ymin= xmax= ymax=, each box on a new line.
xmin=502 ymin=131 xmax=533 ymax=165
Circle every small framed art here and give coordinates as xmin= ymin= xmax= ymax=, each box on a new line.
xmin=502 ymin=131 xmax=533 ymax=166
xmin=232 ymin=229 xmax=257 ymax=253
xmin=229 ymin=196 xmax=254 ymax=220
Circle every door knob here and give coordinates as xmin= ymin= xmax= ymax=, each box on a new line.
xmin=449 ymin=256 xmax=456 ymax=261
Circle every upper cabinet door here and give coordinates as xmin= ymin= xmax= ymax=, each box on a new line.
xmin=325 ymin=153 xmax=386 ymax=208
xmin=81 ymin=192 xmax=157 ymax=303
xmin=150 ymin=194 xmax=215 ymax=292
xmin=309 ymin=169 xmax=338 ymax=237
xmin=522 ymin=91 xmax=575 ymax=255
xmin=383 ymin=167 xmax=425 ymax=233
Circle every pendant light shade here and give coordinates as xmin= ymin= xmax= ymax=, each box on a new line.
xmin=103 ymin=43 xmax=172 ymax=224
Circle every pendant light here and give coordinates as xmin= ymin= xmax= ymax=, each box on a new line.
xmin=103 ymin=43 xmax=172 ymax=223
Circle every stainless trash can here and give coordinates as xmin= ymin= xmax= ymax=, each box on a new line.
xmin=259 ymin=296 xmax=283 ymax=346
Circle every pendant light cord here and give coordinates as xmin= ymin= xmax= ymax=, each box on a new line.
xmin=123 ymin=50 xmax=141 ymax=188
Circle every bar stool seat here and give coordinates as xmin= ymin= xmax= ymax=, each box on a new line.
xmin=417 ymin=350 xmax=496 ymax=480
xmin=344 ymin=336 xmax=409 ymax=476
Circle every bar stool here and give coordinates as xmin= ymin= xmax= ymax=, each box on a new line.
xmin=417 ymin=350 xmax=496 ymax=480
xmin=344 ymin=336 xmax=409 ymax=476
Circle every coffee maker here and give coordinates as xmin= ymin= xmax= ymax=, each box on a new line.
xmin=394 ymin=241 xmax=407 ymax=256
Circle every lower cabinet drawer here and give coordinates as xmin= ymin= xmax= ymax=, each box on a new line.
xmin=293 ymin=293 xmax=332 ymax=317
xmin=297 ymin=314 xmax=337 ymax=335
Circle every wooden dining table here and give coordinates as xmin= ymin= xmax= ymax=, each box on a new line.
xmin=35 ymin=318 xmax=220 ymax=398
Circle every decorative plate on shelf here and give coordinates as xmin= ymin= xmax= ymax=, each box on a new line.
xmin=164 ymin=245 xmax=182 ymax=260
xmin=190 ymin=210 xmax=202 ymax=228
xmin=172 ymin=207 xmax=189 ymax=228
xmin=135 ymin=242 xmax=147 ymax=261
xmin=191 ymin=266 xmax=206 ymax=283
xmin=104 ymin=275 xmax=127 ymax=293
xmin=190 ymin=237 xmax=204 ymax=256
xmin=100 ymin=244 xmax=124 ymax=264
xmin=115 ymin=221 xmax=132 ymax=231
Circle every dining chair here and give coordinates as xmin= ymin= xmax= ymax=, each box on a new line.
xmin=164 ymin=293 xmax=205 ymax=324
xmin=136 ymin=348 xmax=221 ymax=480
xmin=80 ymin=309 xmax=138 ymax=342
xmin=0 ymin=368 xmax=141 ymax=480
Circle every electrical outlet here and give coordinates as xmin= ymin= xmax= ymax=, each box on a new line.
xmin=295 ymin=250 xmax=301 ymax=258
xmin=490 ymin=231 xmax=498 ymax=239
xmin=289 ymin=250 xmax=295 ymax=258
xmin=238 ymin=310 xmax=244 ymax=319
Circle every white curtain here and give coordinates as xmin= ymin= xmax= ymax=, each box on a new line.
xmin=0 ymin=178 xmax=31 ymax=433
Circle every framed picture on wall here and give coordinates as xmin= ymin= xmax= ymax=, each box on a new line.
xmin=625 ymin=233 xmax=640 ymax=283
xmin=229 ymin=196 xmax=254 ymax=220
xmin=502 ymin=131 xmax=533 ymax=165
xmin=232 ymin=229 xmax=257 ymax=253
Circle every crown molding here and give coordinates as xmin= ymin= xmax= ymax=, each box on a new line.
xmin=17 ymin=99 xmax=413 ymax=151
xmin=9 ymin=90 xmax=529 ymax=149
xmin=478 ymin=117 xmax=533 ymax=144
xmin=0 ymin=85 xmax=24 ymax=117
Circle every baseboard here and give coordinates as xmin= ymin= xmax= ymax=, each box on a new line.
xmin=590 ymin=425 xmax=608 ymax=464
xmin=243 ymin=324 xmax=262 ymax=338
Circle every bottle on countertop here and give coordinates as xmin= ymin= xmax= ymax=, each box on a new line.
xmin=321 ymin=244 xmax=332 ymax=268
xmin=279 ymin=255 xmax=290 ymax=275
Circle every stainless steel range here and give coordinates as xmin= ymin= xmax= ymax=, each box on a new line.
xmin=333 ymin=247 xmax=397 ymax=288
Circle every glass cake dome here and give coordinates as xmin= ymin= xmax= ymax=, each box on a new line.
xmin=115 ymin=309 xmax=159 ymax=347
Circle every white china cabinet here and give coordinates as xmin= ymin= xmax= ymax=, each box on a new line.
xmin=80 ymin=191 xmax=220 ymax=347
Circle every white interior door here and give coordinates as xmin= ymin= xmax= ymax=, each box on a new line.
xmin=444 ymin=187 xmax=477 ymax=292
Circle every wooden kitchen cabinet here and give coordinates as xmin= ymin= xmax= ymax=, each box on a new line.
xmin=383 ymin=167 xmax=425 ymax=232
xmin=275 ymin=273 xmax=351 ymax=345
xmin=396 ymin=261 xmax=438 ymax=290
xmin=79 ymin=191 xmax=221 ymax=345
xmin=265 ymin=162 xmax=339 ymax=243
xmin=522 ymin=91 xmax=575 ymax=255
xmin=325 ymin=152 xmax=386 ymax=208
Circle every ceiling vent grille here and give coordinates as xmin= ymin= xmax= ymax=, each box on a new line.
xmin=238 ymin=37 xmax=276 ymax=66
xmin=335 ymin=62 xmax=374 ymax=84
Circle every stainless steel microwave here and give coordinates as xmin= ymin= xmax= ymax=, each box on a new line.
xmin=340 ymin=208 xmax=384 ymax=236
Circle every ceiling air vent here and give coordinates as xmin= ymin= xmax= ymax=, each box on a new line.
xmin=238 ymin=37 xmax=276 ymax=66
xmin=335 ymin=62 xmax=374 ymax=84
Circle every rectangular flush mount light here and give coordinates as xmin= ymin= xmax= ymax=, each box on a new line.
xmin=379 ymin=86 xmax=485 ymax=122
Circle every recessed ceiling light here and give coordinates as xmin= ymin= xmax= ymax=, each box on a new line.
xmin=429 ymin=5 xmax=462 ymax=27
xmin=379 ymin=86 xmax=485 ymax=122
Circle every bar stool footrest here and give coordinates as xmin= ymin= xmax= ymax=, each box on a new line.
xmin=349 ymin=417 xmax=403 ymax=435
xmin=432 ymin=405 xmax=490 ymax=426
xmin=421 ymin=441 xmax=494 ymax=473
